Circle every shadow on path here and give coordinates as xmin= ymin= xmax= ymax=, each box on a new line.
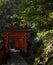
xmin=2 ymin=52 xmax=28 ymax=65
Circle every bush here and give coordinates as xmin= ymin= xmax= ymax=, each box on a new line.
xmin=28 ymin=36 xmax=44 ymax=62
xmin=28 ymin=29 xmax=53 ymax=65
xmin=33 ymin=29 xmax=53 ymax=65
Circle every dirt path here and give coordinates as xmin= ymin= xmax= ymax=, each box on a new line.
xmin=2 ymin=52 xmax=28 ymax=65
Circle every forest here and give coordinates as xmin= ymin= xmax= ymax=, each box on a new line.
xmin=0 ymin=0 xmax=53 ymax=65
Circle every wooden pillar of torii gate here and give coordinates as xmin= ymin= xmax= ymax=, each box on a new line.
xmin=5 ymin=35 xmax=9 ymax=53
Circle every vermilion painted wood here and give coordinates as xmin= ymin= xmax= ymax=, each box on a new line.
xmin=0 ymin=51 xmax=3 ymax=64
xmin=3 ymin=28 xmax=29 ymax=53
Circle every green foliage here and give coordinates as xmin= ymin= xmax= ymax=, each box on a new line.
xmin=19 ymin=0 xmax=53 ymax=31
xmin=33 ymin=29 xmax=53 ymax=65
xmin=0 ymin=0 xmax=53 ymax=31
xmin=0 ymin=0 xmax=9 ymax=6
xmin=0 ymin=0 xmax=22 ymax=29
xmin=0 ymin=0 xmax=53 ymax=65
xmin=49 ymin=12 xmax=53 ymax=19
xmin=28 ymin=29 xmax=53 ymax=65
xmin=37 ymin=29 xmax=53 ymax=44
xmin=28 ymin=38 xmax=44 ymax=65
xmin=28 ymin=32 xmax=44 ymax=64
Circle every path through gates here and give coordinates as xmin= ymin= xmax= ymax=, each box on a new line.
xmin=2 ymin=52 xmax=28 ymax=65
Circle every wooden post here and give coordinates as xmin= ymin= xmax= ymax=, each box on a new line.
xmin=5 ymin=36 xmax=9 ymax=53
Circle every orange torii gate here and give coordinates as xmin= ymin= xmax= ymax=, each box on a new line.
xmin=3 ymin=28 xmax=30 ymax=53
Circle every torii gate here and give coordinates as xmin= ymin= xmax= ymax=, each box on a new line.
xmin=3 ymin=28 xmax=30 ymax=53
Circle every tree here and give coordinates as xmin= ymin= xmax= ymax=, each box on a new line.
xmin=19 ymin=0 xmax=53 ymax=31
xmin=0 ymin=0 xmax=22 ymax=28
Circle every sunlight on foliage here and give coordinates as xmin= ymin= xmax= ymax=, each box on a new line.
xmin=49 ymin=12 xmax=53 ymax=19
